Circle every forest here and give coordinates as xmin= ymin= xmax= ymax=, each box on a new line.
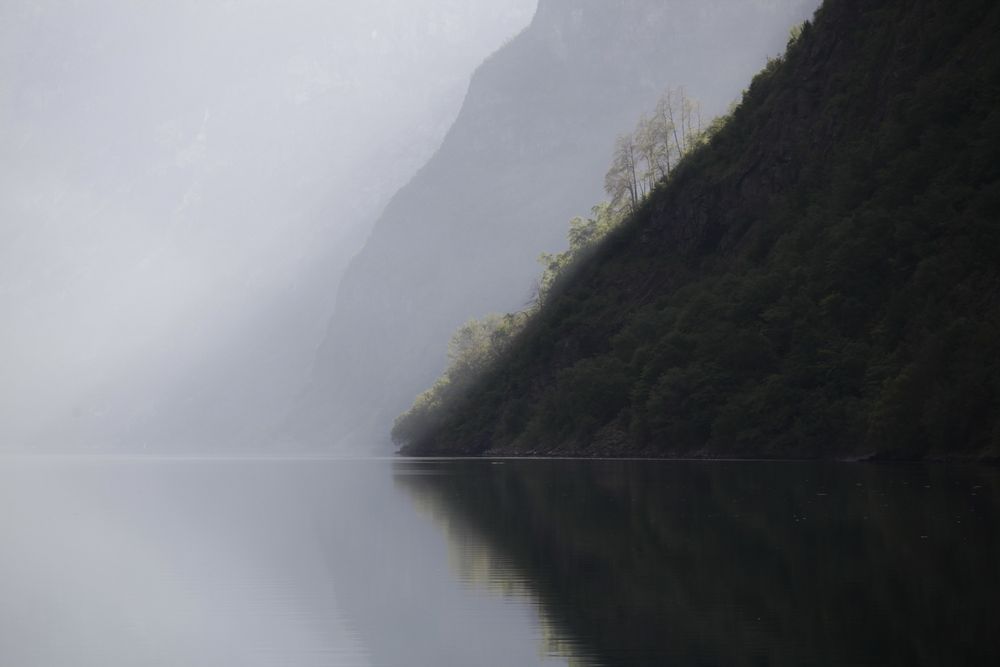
xmin=395 ymin=0 xmax=1000 ymax=461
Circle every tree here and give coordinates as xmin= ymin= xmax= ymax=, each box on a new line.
xmin=399 ymin=87 xmax=708 ymax=446
xmin=536 ymin=202 xmax=622 ymax=306
xmin=605 ymin=86 xmax=704 ymax=217
xmin=605 ymin=132 xmax=641 ymax=215
xmin=392 ymin=311 xmax=527 ymax=446
xmin=636 ymin=113 xmax=666 ymax=195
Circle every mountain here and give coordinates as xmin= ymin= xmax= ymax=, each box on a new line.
xmin=399 ymin=0 xmax=1000 ymax=461
xmin=289 ymin=0 xmax=817 ymax=451
xmin=0 ymin=1 xmax=533 ymax=452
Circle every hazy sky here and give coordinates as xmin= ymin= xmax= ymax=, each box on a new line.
xmin=0 ymin=0 xmax=536 ymax=451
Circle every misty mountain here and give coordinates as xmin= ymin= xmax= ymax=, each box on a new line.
xmin=290 ymin=0 xmax=818 ymax=451
xmin=399 ymin=0 xmax=1000 ymax=460
xmin=0 ymin=1 xmax=533 ymax=452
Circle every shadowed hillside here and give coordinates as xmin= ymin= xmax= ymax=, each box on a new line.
xmin=400 ymin=0 xmax=1000 ymax=460
xmin=287 ymin=0 xmax=818 ymax=451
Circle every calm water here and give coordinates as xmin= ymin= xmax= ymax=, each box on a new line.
xmin=0 ymin=458 xmax=997 ymax=666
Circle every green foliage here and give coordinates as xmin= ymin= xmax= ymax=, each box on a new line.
xmin=395 ymin=201 xmax=624 ymax=448
xmin=530 ymin=356 xmax=631 ymax=443
xmin=536 ymin=202 xmax=622 ymax=306
xmin=392 ymin=312 xmax=527 ymax=446
xmin=605 ymin=87 xmax=705 ymax=216
xmin=399 ymin=0 xmax=1000 ymax=460
xmin=396 ymin=84 xmax=703 ymax=451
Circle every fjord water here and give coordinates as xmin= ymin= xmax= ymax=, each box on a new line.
xmin=1 ymin=458 xmax=997 ymax=666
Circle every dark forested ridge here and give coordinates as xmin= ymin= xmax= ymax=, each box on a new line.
xmin=400 ymin=0 xmax=1000 ymax=461
xmin=287 ymin=0 xmax=817 ymax=451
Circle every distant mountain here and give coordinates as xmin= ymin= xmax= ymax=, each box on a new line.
xmin=0 ymin=1 xmax=533 ymax=452
xmin=289 ymin=0 xmax=817 ymax=451
xmin=400 ymin=0 xmax=1000 ymax=461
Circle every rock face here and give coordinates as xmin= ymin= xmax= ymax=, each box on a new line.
xmin=288 ymin=0 xmax=817 ymax=451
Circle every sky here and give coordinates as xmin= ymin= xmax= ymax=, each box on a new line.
xmin=0 ymin=0 xmax=536 ymax=452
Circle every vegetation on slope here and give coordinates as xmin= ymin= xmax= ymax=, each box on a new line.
xmin=292 ymin=0 xmax=813 ymax=450
xmin=398 ymin=0 xmax=1000 ymax=460
xmin=393 ymin=88 xmax=707 ymax=446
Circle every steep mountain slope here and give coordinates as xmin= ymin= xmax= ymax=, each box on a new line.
xmin=290 ymin=0 xmax=817 ymax=450
xmin=401 ymin=0 xmax=1000 ymax=460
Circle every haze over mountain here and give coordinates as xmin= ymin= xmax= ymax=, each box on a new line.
xmin=0 ymin=0 xmax=534 ymax=453
xmin=290 ymin=0 xmax=819 ymax=452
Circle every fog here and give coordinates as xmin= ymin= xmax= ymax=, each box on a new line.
xmin=1 ymin=2 xmax=994 ymax=664
xmin=0 ymin=0 xmax=535 ymax=453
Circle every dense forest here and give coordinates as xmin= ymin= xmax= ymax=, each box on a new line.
xmin=396 ymin=0 xmax=1000 ymax=461
xmin=286 ymin=0 xmax=816 ymax=451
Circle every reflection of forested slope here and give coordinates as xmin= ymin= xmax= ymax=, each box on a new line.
xmin=401 ymin=0 xmax=1000 ymax=460
xmin=396 ymin=461 xmax=1000 ymax=666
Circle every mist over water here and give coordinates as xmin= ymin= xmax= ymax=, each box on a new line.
xmin=0 ymin=0 xmax=535 ymax=454
xmin=0 ymin=458 xmax=581 ymax=666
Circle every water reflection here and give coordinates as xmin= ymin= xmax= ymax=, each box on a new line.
xmin=398 ymin=463 xmax=597 ymax=665
xmin=0 ymin=458 xmax=578 ymax=667
xmin=394 ymin=459 xmax=1000 ymax=666
xmin=2 ymin=458 xmax=996 ymax=666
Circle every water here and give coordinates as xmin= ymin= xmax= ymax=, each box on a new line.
xmin=0 ymin=458 xmax=997 ymax=666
